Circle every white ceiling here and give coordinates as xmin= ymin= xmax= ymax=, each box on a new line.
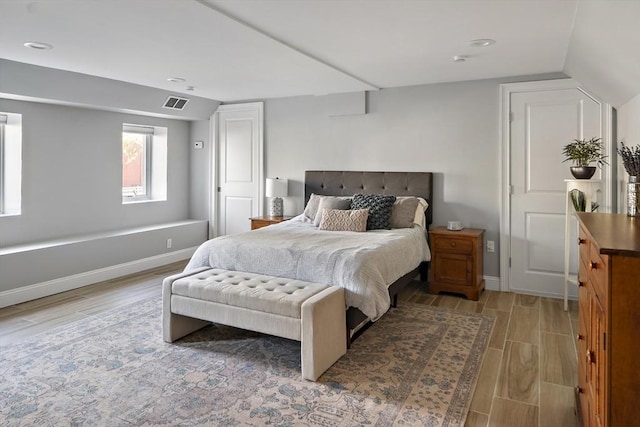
xmin=0 ymin=0 xmax=633 ymax=103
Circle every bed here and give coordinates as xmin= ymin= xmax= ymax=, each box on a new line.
xmin=185 ymin=171 xmax=433 ymax=345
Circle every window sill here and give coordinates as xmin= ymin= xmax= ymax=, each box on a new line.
xmin=0 ymin=211 xmax=21 ymax=218
xmin=122 ymin=198 xmax=166 ymax=205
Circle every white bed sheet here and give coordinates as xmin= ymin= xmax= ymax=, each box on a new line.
xmin=185 ymin=214 xmax=431 ymax=320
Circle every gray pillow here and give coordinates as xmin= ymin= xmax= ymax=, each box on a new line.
xmin=314 ymin=197 xmax=352 ymax=226
xmin=390 ymin=197 xmax=420 ymax=228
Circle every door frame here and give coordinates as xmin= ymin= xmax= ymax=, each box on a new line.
xmin=499 ymin=79 xmax=613 ymax=292
xmin=209 ymin=102 xmax=264 ymax=239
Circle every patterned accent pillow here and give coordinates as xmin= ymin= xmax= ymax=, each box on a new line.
xmin=351 ymin=194 xmax=397 ymax=230
xmin=318 ymin=209 xmax=369 ymax=232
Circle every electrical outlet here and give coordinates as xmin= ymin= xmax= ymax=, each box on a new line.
xmin=194 ymin=141 xmax=203 ymax=149
xmin=486 ymin=240 xmax=495 ymax=253
xmin=166 ymin=238 xmax=172 ymax=249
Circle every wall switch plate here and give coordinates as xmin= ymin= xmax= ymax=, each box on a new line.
xmin=166 ymin=238 xmax=172 ymax=249
xmin=194 ymin=141 xmax=204 ymax=149
xmin=486 ymin=240 xmax=495 ymax=252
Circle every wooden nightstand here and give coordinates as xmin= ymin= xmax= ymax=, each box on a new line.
xmin=428 ymin=226 xmax=484 ymax=300
xmin=250 ymin=216 xmax=293 ymax=230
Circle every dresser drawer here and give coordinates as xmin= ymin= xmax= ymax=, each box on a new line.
xmin=433 ymin=236 xmax=473 ymax=253
xmin=578 ymin=224 xmax=590 ymax=267
xmin=587 ymin=244 xmax=608 ymax=307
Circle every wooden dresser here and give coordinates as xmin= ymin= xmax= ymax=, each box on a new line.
xmin=428 ymin=227 xmax=484 ymax=300
xmin=575 ymin=213 xmax=640 ymax=427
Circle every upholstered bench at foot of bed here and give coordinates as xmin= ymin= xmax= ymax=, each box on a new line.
xmin=162 ymin=267 xmax=347 ymax=381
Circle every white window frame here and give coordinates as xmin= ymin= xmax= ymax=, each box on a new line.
xmin=0 ymin=112 xmax=22 ymax=216
xmin=122 ymin=124 xmax=167 ymax=204
xmin=0 ymin=114 xmax=5 ymax=214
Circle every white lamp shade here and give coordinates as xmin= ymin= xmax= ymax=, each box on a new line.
xmin=265 ymin=178 xmax=288 ymax=198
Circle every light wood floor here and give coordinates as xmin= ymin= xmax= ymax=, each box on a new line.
xmin=0 ymin=262 xmax=578 ymax=427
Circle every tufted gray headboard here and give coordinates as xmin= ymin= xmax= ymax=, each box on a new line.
xmin=304 ymin=171 xmax=433 ymax=227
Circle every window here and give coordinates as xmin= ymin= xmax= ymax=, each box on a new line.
xmin=0 ymin=112 xmax=22 ymax=216
xmin=122 ymin=124 xmax=167 ymax=203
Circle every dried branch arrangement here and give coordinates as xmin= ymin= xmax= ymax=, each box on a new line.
xmin=618 ymin=142 xmax=640 ymax=176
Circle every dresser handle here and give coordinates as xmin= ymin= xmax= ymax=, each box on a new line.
xmin=577 ymin=238 xmax=586 ymax=245
xmin=586 ymin=350 xmax=594 ymax=364
xmin=589 ymin=261 xmax=598 ymax=270
xmin=576 ymin=334 xmax=583 ymax=341
xmin=450 ymin=242 xmax=456 ymax=247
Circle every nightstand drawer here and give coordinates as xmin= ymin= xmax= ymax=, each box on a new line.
xmin=433 ymin=236 xmax=473 ymax=253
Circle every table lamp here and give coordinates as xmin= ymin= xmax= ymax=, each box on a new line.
xmin=265 ymin=177 xmax=288 ymax=216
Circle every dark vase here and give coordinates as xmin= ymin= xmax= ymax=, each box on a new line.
xmin=570 ymin=166 xmax=597 ymax=180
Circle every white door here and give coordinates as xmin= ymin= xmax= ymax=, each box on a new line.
xmin=507 ymin=84 xmax=607 ymax=298
xmin=214 ymin=102 xmax=263 ymax=236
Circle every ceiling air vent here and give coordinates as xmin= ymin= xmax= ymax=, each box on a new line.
xmin=163 ymin=96 xmax=189 ymax=110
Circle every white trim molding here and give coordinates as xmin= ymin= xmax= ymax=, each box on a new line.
xmin=0 ymin=247 xmax=197 ymax=308
xmin=483 ymin=276 xmax=500 ymax=292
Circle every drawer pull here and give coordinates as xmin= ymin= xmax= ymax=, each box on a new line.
xmin=589 ymin=261 xmax=598 ymax=270
xmin=586 ymin=350 xmax=594 ymax=364
xmin=576 ymin=334 xmax=584 ymax=341
xmin=577 ymin=238 xmax=586 ymax=245
xmin=450 ymin=241 xmax=456 ymax=247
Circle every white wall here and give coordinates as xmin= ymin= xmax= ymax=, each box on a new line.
xmin=256 ymin=73 xmax=566 ymax=278
xmin=0 ymin=59 xmax=220 ymax=121
xmin=0 ymin=99 xmax=194 ymax=246
xmin=189 ymin=119 xmax=213 ymax=226
xmin=0 ymin=61 xmax=221 ymax=299
xmin=564 ymin=0 xmax=640 ymax=108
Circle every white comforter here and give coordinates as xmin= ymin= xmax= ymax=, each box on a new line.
xmin=185 ymin=215 xmax=431 ymax=320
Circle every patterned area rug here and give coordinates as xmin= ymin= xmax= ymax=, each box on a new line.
xmin=0 ymin=296 xmax=494 ymax=426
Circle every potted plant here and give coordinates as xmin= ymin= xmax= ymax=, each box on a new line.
xmin=562 ymin=137 xmax=608 ymax=179
xmin=618 ymin=141 xmax=640 ymax=216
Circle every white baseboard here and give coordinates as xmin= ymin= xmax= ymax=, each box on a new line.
xmin=484 ymin=275 xmax=500 ymax=291
xmin=0 ymin=247 xmax=197 ymax=308
xmin=508 ymin=287 xmax=577 ymax=301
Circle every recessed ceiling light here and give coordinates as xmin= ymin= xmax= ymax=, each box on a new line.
xmin=23 ymin=41 xmax=53 ymax=50
xmin=469 ymin=39 xmax=496 ymax=47
xmin=167 ymin=77 xmax=186 ymax=83
xmin=453 ymin=55 xmax=468 ymax=63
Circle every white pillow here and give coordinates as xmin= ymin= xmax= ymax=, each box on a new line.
xmin=303 ymin=194 xmax=323 ymax=221
xmin=414 ymin=197 xmax=429 ymax=228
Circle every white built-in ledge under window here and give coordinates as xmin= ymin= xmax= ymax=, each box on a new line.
xmin=0 ymin=112 xmax=23 ymax=216
xmin=122 ymin=124 xmax=167 ymax=204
